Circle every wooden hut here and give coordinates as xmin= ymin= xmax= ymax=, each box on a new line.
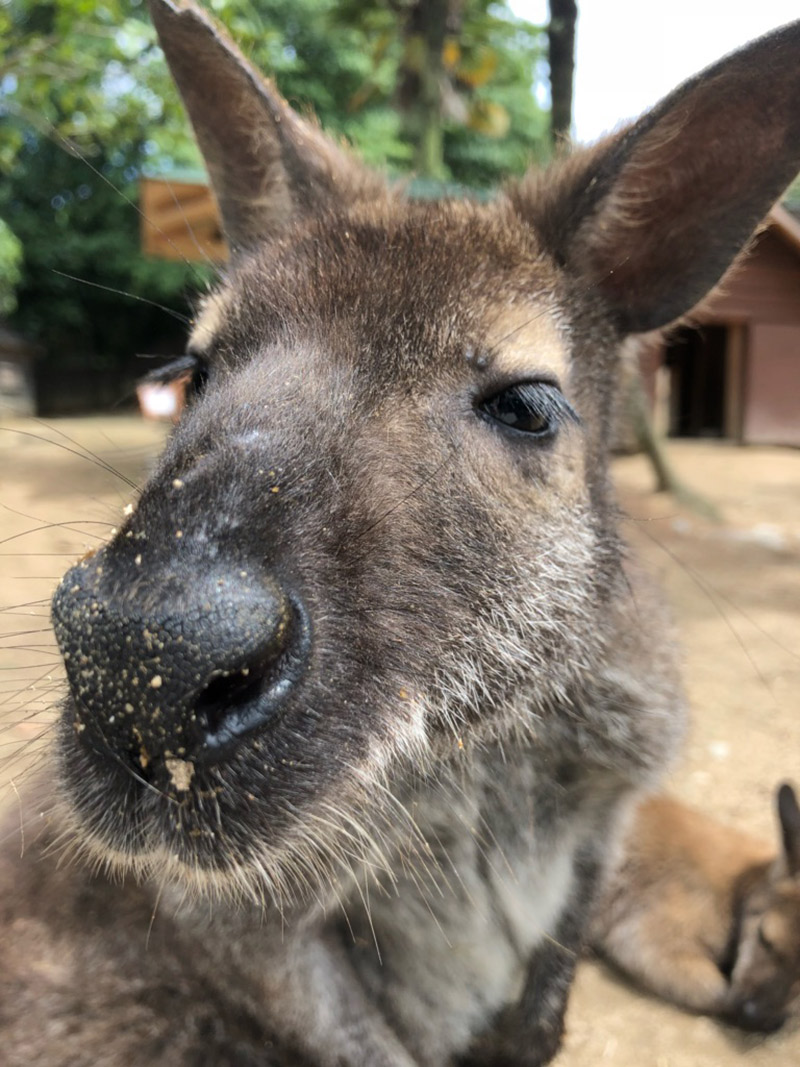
xmin=140 ymin=175 xmax=227 ymax=263
xmin=0 ymin=325 xmax=38 ymax=416
xmin=643 ymin=205 xmax=800 ymax=447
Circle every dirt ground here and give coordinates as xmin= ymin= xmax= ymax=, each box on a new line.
xmin=1 ymin=417 xmax=798 ymax=1066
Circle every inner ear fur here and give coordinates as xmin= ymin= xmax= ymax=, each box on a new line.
xmin=148 ymin=0 xmax=388 ymax=252
xmin=514 ymin=20 xmax=800 ymax=334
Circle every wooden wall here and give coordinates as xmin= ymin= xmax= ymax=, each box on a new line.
xmin=702 ymin=229 xmax=800 ymax=326
xmin=677 ymin=226 xmax=800 ymax=446
xmin=745 ymin=323 xmax=800 ymax=446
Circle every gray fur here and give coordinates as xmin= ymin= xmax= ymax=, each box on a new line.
xmin=1 ymin=4 xmax=799 ymax=1064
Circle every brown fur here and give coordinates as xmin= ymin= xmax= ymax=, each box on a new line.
xmin=1 ymin=3 xmax=799 ymax=1064
xmin=593 ymin=785 xmax=800 ymax=1032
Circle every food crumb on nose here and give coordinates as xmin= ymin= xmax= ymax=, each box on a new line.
xmin=149 ymin=675 xmax=163 ymax=689
xmin=165 ymin=757 xmax=194 ymax=792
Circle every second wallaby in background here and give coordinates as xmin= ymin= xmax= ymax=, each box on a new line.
xmin=593 ymin=783 xmax=800 ymax=1032
xmin=0 ymin=3 xmax=799 ymax=1065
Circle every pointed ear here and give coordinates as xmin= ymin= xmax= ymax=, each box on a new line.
xmin=778 ymin=783 xmax=800 ymax=878
xmin=148 ymin=0 xmax=387 ymax=252
xmin=515 ymin=21 xmax=800 ymax=334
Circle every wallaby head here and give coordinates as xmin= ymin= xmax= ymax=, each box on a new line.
xmin=725 ymin=783 xmax=800 ymax=1032
xmin=49 ymin=0 xmax=800 ymax=913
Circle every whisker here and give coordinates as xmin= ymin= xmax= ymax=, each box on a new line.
xmin=161 ymin=177 xmax=219 ymax=271
xmin=635 ymin=522 xmax=784 ymax=702
xmin=26 ymin=113 xmax=213 ymax=286
xmin=0 ymin=599 xmax=51 ymax=612
xmin=0 ymin=427 xmax=138 ymax=490
xmin=1 ymin=502 xmax=114 ymax=539
xmin=0 ymin=662 xmax=59 ymax=670
xmin=50 ymin=269 xmax=191 ymax=325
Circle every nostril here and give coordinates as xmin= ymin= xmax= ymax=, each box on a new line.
xmin=194 ymin=598 xmax=310 ymax=755
xmin=197 ymin=667 xmax=267 ymax=732
xmin=196 ymin=660 xmax=279 ymax=747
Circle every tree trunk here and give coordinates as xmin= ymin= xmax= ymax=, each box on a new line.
xmin=626 ymin=372 xmax=720 ymax=521
xmin=547 ymin=0 xmax=577 ymax=145
xmin=397 ymin=0 xmax=464 ymax=179
xmin=398 ymin=0 xmax=447 ymax=179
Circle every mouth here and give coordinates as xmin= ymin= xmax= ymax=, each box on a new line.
xmin=56 ymin=712 xmax=217 ymax=868
xmin=53 ymin=687 xmax=386 ymax=905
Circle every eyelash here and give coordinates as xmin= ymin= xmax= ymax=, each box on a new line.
xmin=476 ymin=381 xmax=579 ymax=439
xmin=140 ymin=353 xmax=210 ymax=397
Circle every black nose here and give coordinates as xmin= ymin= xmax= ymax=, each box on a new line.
xmin=52 ymin=551 xmax=310 ymax=773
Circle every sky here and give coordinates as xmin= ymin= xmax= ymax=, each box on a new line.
xmin=510 ymin=1 xmax=800 ymax=142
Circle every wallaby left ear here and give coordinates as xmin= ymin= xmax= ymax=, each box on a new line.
xmin=516 ymin=21 xmax=800 ymax=334
xmin=148 ymin=0 xmax=387 ymax=253
xmin=777 ymin=783 xmax=800 ymax=877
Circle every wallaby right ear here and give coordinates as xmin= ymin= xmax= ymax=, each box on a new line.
xmin=515 ymin=21 xmax=800 ymax=334
xmin=147 ymin=0 xmax=387 ymax=252
xmin=777 ymin=783 xmax=800 ymax=877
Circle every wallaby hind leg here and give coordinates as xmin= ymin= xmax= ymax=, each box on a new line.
xmin=592 ymin=789 xmax=800 ymax=1027
xmin=598 ymin=921 xmax=729 ymax=1014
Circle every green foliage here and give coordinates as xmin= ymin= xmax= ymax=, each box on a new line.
xmin=1 ymin=135 xmax=201 ymax=359
xmin=0 ymin=1 xmax=185 ymax=168
xmin=442 ymin=3 xmax=549 ymax=185
xmin=0 ymin=0 xmax=549 ymax=410
xmin=202 ymin=0 xmax=415 ymax=172
xmin=0 ymin=0 xmax=202 ymax=404
xmin=785 ymin=176 xmax=800 ymax=215
xmin=0 ymin=217 xmax=22 ymax=317
xmin=329 ymin=0 xmax=549 ymax=184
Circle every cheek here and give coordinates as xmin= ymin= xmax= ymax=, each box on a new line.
xmin=456 ymin=419 xmax=588 ymax=518
xmin=520 ymin=433 xmax=587 ymax=514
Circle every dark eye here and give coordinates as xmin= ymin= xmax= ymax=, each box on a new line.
xmin=187 ymin=357 xmax=210 ymax=398
xmin=140 ymin=353 xmax=210 ymax=400
xmin=477 ymin=381 xmax=577 ymax=439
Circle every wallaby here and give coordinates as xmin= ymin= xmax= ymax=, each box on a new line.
xmin=592 ymin=784 xmax=800 ymax=1033
xmin=0 ymin=3 xmax=799 ymax=1064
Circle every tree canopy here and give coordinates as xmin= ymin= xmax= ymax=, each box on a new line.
xmin=0 ymin=0 xmax=549 ymax=411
